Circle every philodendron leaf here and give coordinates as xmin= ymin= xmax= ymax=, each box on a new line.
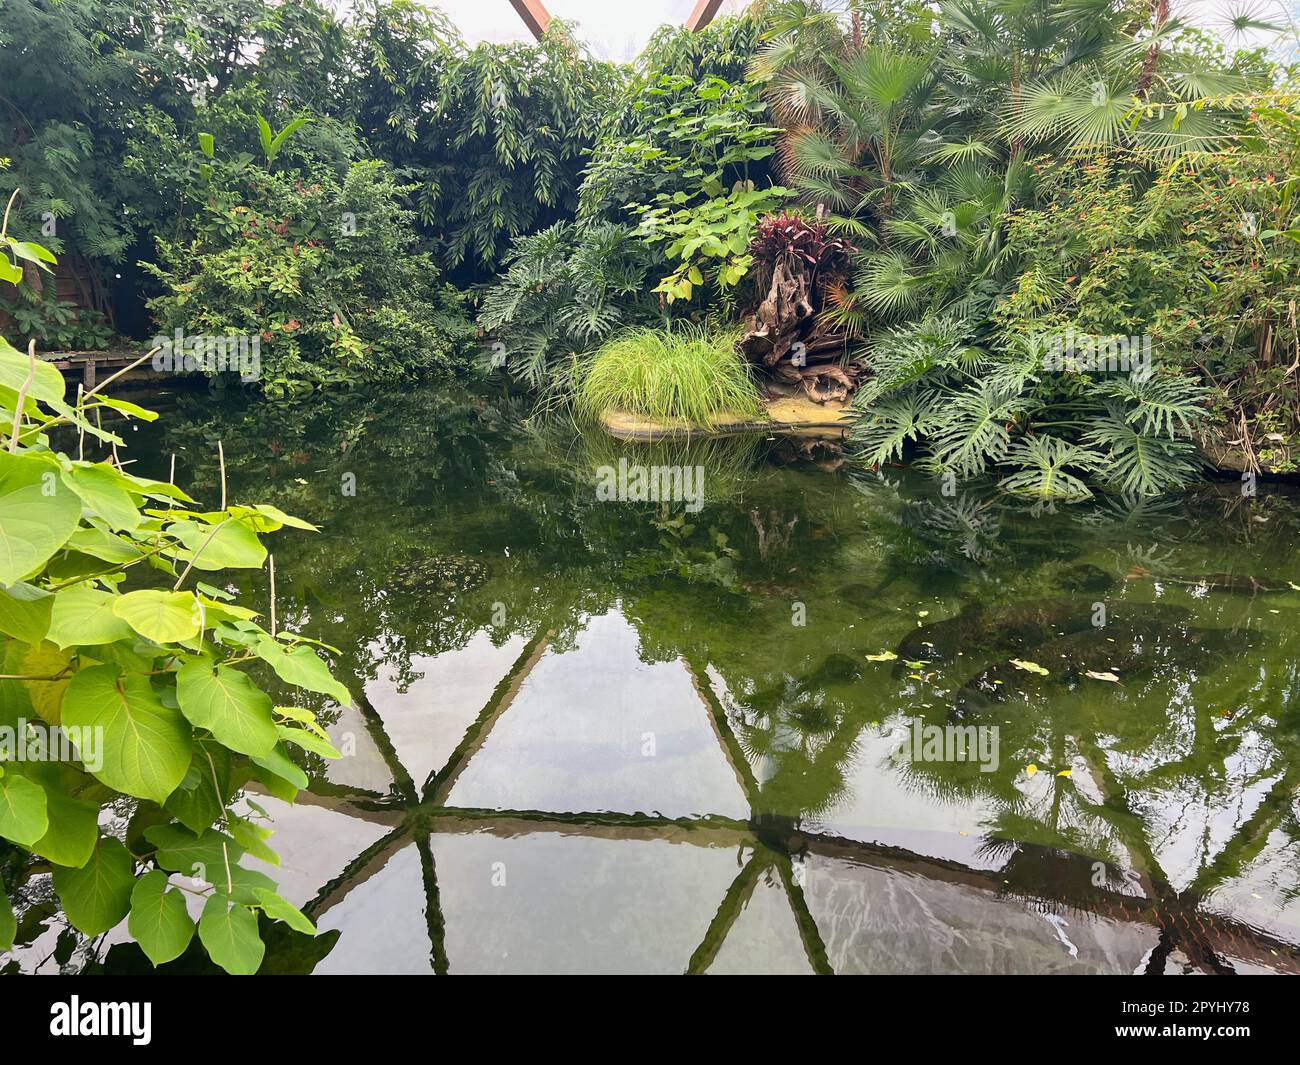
xmin=176 ymin=660 xmax=278 ymax=758
xmin=128 ymin=869 xmax=195 ymax=966
xmin=112 ymin=589 xmax=202 ymax=644
xmin=0 ymin=451 xmax=81 ymax=585
xmin=198 ymin=894 xmax=265 ymax=975
xmin=51 ymin=836 xmax=135 ymax=937
xmin=47 ymin=584 xmax=134 ymax=648
xmin=0 ymin=772 xmax=47 ymax=846
xmin=61 ymin=665 xmax=192 ymax=805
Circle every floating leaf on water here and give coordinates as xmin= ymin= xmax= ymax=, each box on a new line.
xmin=865 ymin=650 xmax=898 ymax=662
xmin=1010 ymin=659 xmax=1049 ymax=675
xmin=1025 ymin=764 xmax=1038 ymax=777
xmin=1084 ymin=670 xmax=1121 ymax=682
xmin=1057 ymin=769 xmax=1073 ymax=777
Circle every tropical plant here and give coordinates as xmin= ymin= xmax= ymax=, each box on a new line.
xmin=0 ymin=200 xmax=348 ymax=974
xmin=477 ymin=222 xmax=659 ymax=390
xmin=341 ymin=3 xmax=623 ymax=277
xmin=850 ymin=312 xmax=1208 ymax=498
xmin=580 ymin=72 xmax=780 ymax=225
xmin=639 ymin=182 xmax=794 ymax=303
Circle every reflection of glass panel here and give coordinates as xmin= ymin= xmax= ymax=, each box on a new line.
xmin=802 ymin=853 xmax=1158 ymax=975
xmin=314 ymin=845 xmax=434 ymax=975
xmin=433 ymin=831 xmax=739 ymax=973
xmin=706 ymin=870 xmax=813 ymax=975
xmin=365 ymin=630 xmax=530 ymax=791
xmin=816 ymin=730 xmax=1003 ymax=869
xmin=237 ymin=796 xmax=393 ymax=907
xmin=324 ymin=702 xmax=396 ymax=796
xmin=446 ymin=609 xmax=750 ymax=819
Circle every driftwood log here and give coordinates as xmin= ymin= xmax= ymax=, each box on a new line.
xmin=739 ymin=213 xmax=857 ymax=403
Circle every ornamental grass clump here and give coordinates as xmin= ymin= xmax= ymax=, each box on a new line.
xmin=573 ymin=326 xmax=764 ymax=426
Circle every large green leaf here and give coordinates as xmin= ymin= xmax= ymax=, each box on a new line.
xmin=198 ymin=894 xmax=265 ymax=975
xmin=176 ymin=660 xmax=277 ymax=757
xmin=145 ymin=824 xmax=244 ymax=881
xmin=253 ymin=887 xmax=315 ymax=934
xmin=66 ymin=525 xmax=142 ymax=564
xmin=252 ymin=636 xmax=351 ymax=705
xmin=47 ymin=584 xmax=134 ymax=648
xmin=0 ymin=582 xmax=53 ymax=644
xmin=0 ymin=451 xmax=81 ymax=585
xmin=251 ymin=742 xmax=308 ymax=791
xmin=169 ymin=518 xmax=268 ymax=571
xmin=0 ymin=335 xmax=65 ymax=405
xmin=60 ymin=463 xmax=141 ymax=533
xmin=61 ymin=666 xmax=192 ymax=804
xmin=164 ymin=739 xmax=231 ymax=834
xmin=51 ymin=836 xmax=135 ymax=937
xmin=128 ymin=869 xmax=195 ymax=966
xmin=30 ymin=784 xmax=99 ymax=867
xmin=0 ymin=771 xmax=47 ymax=846
xmin=112 ymin=589 xmax=201 ymax=644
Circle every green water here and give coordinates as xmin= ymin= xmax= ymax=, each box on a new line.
xmin=18 ymin=381 xmax=1300 ymax=974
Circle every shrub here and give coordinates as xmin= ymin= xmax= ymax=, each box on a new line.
xmin=573 ymin=326 xmax=764 ymax=425
xmin=143 ymin=152 xmax=473 ymax=394
xmin=477 ymin=222 xmax=659 ymax=389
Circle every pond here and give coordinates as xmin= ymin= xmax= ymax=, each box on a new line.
xmin=17 ymin=380 xmax=1300 ymax=974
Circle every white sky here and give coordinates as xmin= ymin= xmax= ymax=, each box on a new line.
xmin=428 ymin=0 xmax=1297 ymax=61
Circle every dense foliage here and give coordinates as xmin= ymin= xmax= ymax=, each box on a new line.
xmin=0 ymin=219 xmax=349 ymax=973
xmin=752 ymin=0 xmax=1298 ymax=494
xmin=143 ymin=130 xmax=473 ymax=395
xmin=0 ymin=0 xmax=1296 ymax=461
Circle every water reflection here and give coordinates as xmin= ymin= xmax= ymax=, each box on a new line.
xmin=8 ymin=381 xmax=1300 ymax=975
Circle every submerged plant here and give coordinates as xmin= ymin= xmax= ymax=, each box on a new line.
xmin=573 ymin=326 xmax=764 ymax=426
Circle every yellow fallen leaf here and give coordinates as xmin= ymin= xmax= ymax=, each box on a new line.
xmin=917 ymin=610 xmax=930 ymax=618
xmin=1025 ymin=763 xmax=1038 ymax=777
xmin=865 ymin=650 xmax=897 ymax=662
xmin=1010 ymin=659 xmax=1050 ymax=676
xmin=1084 ymin=670 xmax=1120 ymax=683
xmin=1057 ymin=769 xmax=1073 ymax=777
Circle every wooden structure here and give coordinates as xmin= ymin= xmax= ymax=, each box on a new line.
xmin=42 ymin=350 xmax=155 ymax=390
xmin=507 ymin=0 xmax=731 ymax=40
